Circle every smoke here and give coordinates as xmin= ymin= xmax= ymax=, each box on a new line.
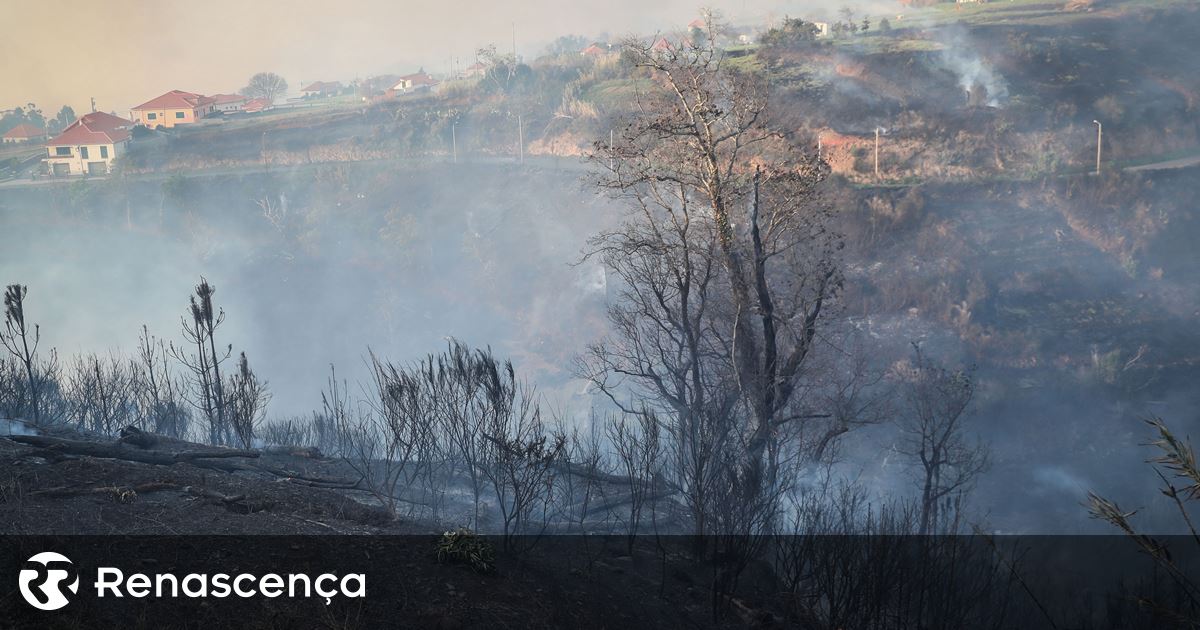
xmin=937 ymin=27 xmax=1009 ymax=108
xmin=0 ymin=419 xmax=39 ymax=437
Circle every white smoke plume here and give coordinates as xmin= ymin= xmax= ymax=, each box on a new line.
xmin=938 ymin=27 xmax=1009 ymax=108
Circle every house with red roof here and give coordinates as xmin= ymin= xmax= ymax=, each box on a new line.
xmin=210 ymin=93 xmax=248 ymax=114
xmin=44 ymin=112 xmax=132 ymax=176
xmin=651 ymin=37 xmax=675 ymax=53
xmin=301 ymin=81 xmax=343 ymax=98
xmin=130 ymin=90 xmax=216 ymax=129
xmin=387 ymin=70 xmax=439 ymax=97
xmin=242 ymin=98 xmax=274 ymax=114
xmin=2 ymin=124 xmax=48 ymax=144
xmin=463 ymin=62 xmax=488 ymax=79
xmin=581 ymin=43 xmax=609 ymax=57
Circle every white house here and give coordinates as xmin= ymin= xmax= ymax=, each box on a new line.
xmin=44 ymin=111 xmax=132 ymax=176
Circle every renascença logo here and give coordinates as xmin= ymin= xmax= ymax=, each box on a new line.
xmin=19 ymin=552 xmax=80 ymax=611
xmin=16 ymin=552 xmax=365 ymax=610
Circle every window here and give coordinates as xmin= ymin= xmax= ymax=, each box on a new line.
xmin=55 ymin=146 xmax=70 ymax=156
xmin=80 ymin=146 xmax=89 ymax=159
xmin=175 ymin=111 xmax=185 ymax=119
xmin=147 ymin=112 xmax=156 ymax=120
xmin=100 ymin=146 xmax=108 ymax=159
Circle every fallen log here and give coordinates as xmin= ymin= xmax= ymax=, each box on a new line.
xmin=255 ymin=465 xmax=362 ymax=489
xmin=182 ymin=485 xmax=272 ymax=514
xmin=5 ymin=435 xmax=259 ymax=473
xmin=262 ymin=445 xmax=324 ymax=459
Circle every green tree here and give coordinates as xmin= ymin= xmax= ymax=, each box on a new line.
xmin=52 ymin=105 xmax=76 ymax=132
xmin=758 ymin=16 xmax=820 ymax=64
xmin=0 ymin=104 xmax=45 ymax=134
xmin=543 ymin=34 xmax=589 ymax=57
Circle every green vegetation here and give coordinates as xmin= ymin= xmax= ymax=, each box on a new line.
xmin=436 ymin=528 xmax=496 ymax=574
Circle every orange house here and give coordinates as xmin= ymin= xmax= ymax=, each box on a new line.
xmin=130 ymin=90 xmax=216 ymax=129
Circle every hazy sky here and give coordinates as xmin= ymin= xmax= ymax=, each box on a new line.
xmin=3 ymin=0 xmax=892 ymax=116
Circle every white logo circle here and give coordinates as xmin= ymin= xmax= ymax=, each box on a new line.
xmin=18 ymin=551 xmax=79 ymax=611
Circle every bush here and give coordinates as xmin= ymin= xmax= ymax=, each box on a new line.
xmin=436 ymin=528 xmax=496 ymax=574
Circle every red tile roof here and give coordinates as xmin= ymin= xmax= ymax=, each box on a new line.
xmin=581 ymin=44 xmax=607 ymax=56
xmin=47 ymin=113 xmax=131 ymax=147
xmin=242 ymin=98 xmax=273 ymax=113
xmin=2 ymin=124 xmax=46 ymax=140
xmin=76 ymin=111 xmax=131 ymax=133
xmin=396 ymin=71 xmax=438 ymax=87
xmin=302 ymin=81 xmax=341 ymax=93
xmin=132 ymin=90 xmax=215 ymax=111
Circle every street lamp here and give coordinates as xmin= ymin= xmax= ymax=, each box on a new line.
xmin=1092 ymin=120 xmax=1102 ymax=175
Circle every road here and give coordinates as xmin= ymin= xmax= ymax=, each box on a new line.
xmin=0 ymin=154 xmax=592 ymax=191
xmin=1 ymin=145 xmax=1196 ymax=192
xmin=1125 ymin=153 xmax=1200 ymax=172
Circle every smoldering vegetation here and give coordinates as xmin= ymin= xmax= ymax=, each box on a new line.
xmin=5 ymin=5 xmax=1200 ymax=626
xmin=7 ymin=164 xmax=1198 ymax=535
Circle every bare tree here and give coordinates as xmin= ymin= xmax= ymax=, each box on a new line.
xmin=553 ymin=414 xmax=610 ymax=530
xmin=331 ymin=361 xmax=420 ymax=520
xmin=65 ymin=353 xmax=135 ymax=436
xmin=429 ymin=341 xmax=493 ymax=530
xmin=226 ymin=352 xmax=271 ymax=449
xmin=134 ymin=325 xmax=190 ymax=438
xmin=241 ymin=72 xmax=289 ymax=103
xmin=606 ymin=409 xmax=663 ymax=553
xmin=577 ymin=30 xmax=845 ymax=545
xmin=896 ymin=344 xmax=989 ymax=535
xmin=477 ymin=373 xmax=565 ymax=552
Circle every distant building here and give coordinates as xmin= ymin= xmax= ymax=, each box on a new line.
xmin=687 ymin=18 xmax=707 ymax=30
xmin=44 ymin=112 xmax=132 ymax=176
xmin=463 ymin=62 xmax=487 ymax=78
xmin=130 ymin=90 xmax=216 ymax=129
xmin=242 ymin=98 xmax=274 ymax=114
xmin=301 ymin=81 xmax=343 ymax=98
xmin=387 ymin=70 xmax=439 ymax=97
xmin=210 ymin=93 xmax=248 ymax=113
xmin=651 ymin=37 xmax=674 ymax=53
xmin=581 ymin=43 xmax=609 ymax=57
xmin=355 ymin=75 xmax=401 ymax=98
xmin=2 ymin=124 xmax=47 ymax=144
xmin=812 ymin=21 xmax=831 ymax=37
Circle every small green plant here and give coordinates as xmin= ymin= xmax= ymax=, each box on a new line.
xmin=435 ymin=528 xmax=496 ymax=574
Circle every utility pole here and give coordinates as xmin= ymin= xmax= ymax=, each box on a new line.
xmin=817 ymin=132 xmax=824 ymax=160
xmin=874 ymin=127 xmax=882 ymax=179
xmin=452 ymin=123 xmax=458 ymax=164
xmin=518 ymin=114 xmax=524 ymax=164
xmin=1092 ymin=119 xmax=1103 ymax=175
